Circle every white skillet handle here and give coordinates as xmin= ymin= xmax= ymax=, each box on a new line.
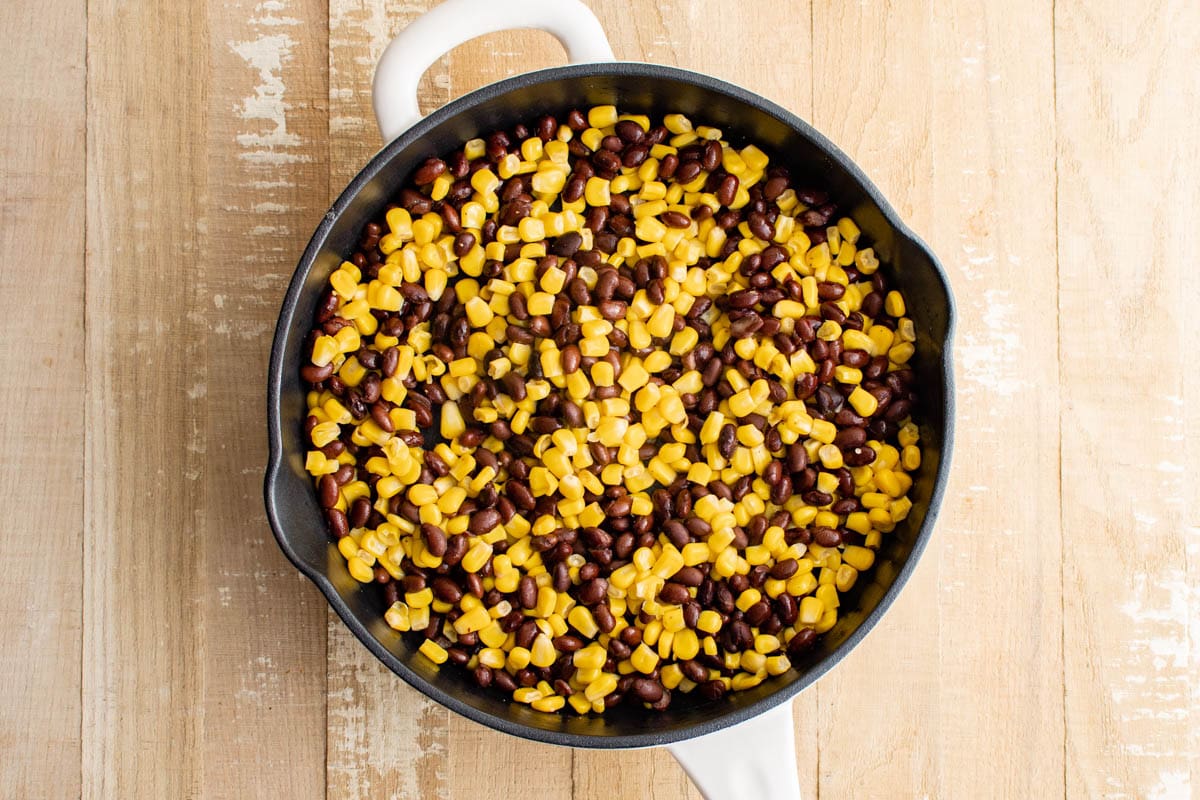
xmin=372 ymin=0 xmax=615 ymax=143
xmin=668 ymin=703 xmax=802 ymax=800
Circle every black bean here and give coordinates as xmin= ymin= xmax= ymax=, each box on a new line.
xmin=579 ymin=578 xmax=609 ymax=605
xmin=633 ymin=678 xmax=664 ymax=703
xmin=518 ymin=576 xmax=537 ymax=610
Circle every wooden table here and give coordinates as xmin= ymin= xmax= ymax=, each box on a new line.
xmin=4 ymin=0 xmax=1197 ymax=797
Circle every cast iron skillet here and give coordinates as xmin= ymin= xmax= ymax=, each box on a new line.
xmin=266 ymin=61 xmax=955 ymax=751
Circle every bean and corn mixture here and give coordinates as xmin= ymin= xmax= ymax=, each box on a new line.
xmin=302 ymin=106 xmax=920 ymax=715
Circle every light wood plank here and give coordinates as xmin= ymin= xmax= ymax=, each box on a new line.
xmin=926 ymin=1 xmax=1066 ymax=797
xmin=808 ymin=2 xmax=944 ymax=797
xmin=83 ymin=0 xmax=331 ymax=796
xmin=568 ymin=1 xmax=815 ymax=796
xmin=0 ymin=1 xmax=86 ymax=797
xmin=202 ymin=0 xmax=331 ymax=796
xmin=325 ymin=3 xmax=452 ymax=798
xmin=1056 ymin=2 xmax=1200 ymax=797
xmin=82 ymin=1 xmax=210 ymax=795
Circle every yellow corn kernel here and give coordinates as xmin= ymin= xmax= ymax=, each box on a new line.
xmin=572 ymin=645 xmax=607 ymax=675
xmin=740 ymin=651 xmax=766 ymax=675
xmin=816 ymin=320 xmax=842 ymax=341
xmin=754 ymin=634 xmax=782 ymax=654
xmin=817 ymin=443 xmax=844 ymax=469
xmin=646 ymin=304 xmax=675 ymax=338
xmin=809 ymin=418 xmax=837 ymax=444
xmin=902 ymin=444 xmax=921 ymax=470
xmin=696 ymin=610 xmax=723 ymax=634
xmin=473 ymin=647 xmax=505 ymax=670
xmin=585 ymin=673 xmax=619 ymax=703
xmin=672 ymin=542 xmax=703 ymax=568
xmin=506 ymin=647 xmax=532 ymax=671
xmin=766 ymin=655 xmax=791 ymax=676
xmin=529 ymin=633 xmax=557 ymax=668
xmin=834 ymin=564 xmax=859 ymax=593
xmin=585 ymin=177 xmax=612 ymax=207
xmin=310 ymin=335 xmax=339 ymax=367
xmin=384 ymin=602 xmax=412 ymax=632
xmin=630 ymin=643 xmax=659 ymax=674
xmin=635 ymin=216 xmax=668 ymax=243
xmin=842 ymin=545 xmax=876 ymax=572
xmin=590 ymin=361 xmax=614 ymax=387
xmin=816 ymin=584 xmax=840 ymax=611
xmin=407 ymin=484 xmax=438 ymax=506
xmin=726 ymin=389 xmax=756 ymax=418
xmin=347 ymin=556 xmax=374 ymax=583
xmin=848 ymin=386 xmax=879 ymax=418
xmin=834 ymin=365 xmax=862 ymax=384
xmin=568 ymin=606 xmax=600 ymax=639
xmin=405 ymin=587 xmax=434 ymax=609
xmin=642 ymin=349 xmax=672 ymax=373
xmin=892 ymin=340 xmax=916 ymax=364
xmin=407 ymin=604 xmax=430 ymax=632
xmin=453 ymin=605 xmax=491 ymax=635
xmin=535 ymin=586 xmax=557 ymax=618
xmin=735 ymin=588 xmax=762 ymax=612
xmin=418 ymin=639 xmax=448 ymax=665
xmin=588 ymin=105 xmax=618 ymax=128
xmin=663 ymin=113 xmax=692 ymax=134
xmin=713 ymin=546 xmax=738 ymax=578
xmin=567 ymin=693 xmax=593 ymax=715
xmin=884 ymin=291 xmax=906 ymax=317
xmin=464 ymin=296 xmax=493 ymax=328
xmin=461 ymin=540 xmax=493 ymax=573
xmin=875 ymin=468 xmax=902 ymax=497
xmin=532 ymin=695 xmax=566 ymax=713
xmin=304 ymin=451 xmax=329 ymax=475
xmin=798 ymin=596 xmax=823 ymax=626
xmin=673 ymin=629 xmax=701 ymax=661
xmin=310 ymin=421 xmax=340 ymax=449
xmin=470 ymin=168 xmax=500 ymax=196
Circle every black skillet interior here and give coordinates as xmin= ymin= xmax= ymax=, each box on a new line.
xmin=266 ymin=62 xmax=956 ymax=749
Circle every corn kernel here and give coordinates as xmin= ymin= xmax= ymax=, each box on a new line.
xmin=532 ymin=695 xmax=565 ymax=713
xmin=585 ymin=673 xmax=619 ymax=702
xmin=630 ymin=643 xmax=659 ymax=674
xmin=588 ymin=105 xmax=618 ymax=128
xmin=418 ymin=639 xmax=448 ymax=664
xmin=585 ymin=177 xmax=611 ymax=207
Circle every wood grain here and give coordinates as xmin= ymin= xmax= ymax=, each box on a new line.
xmin=203 ymin=0 xmax=330 ymax=796
xmin=83 ymin=1 xmax=211 ymax=794
xmin=1056 ymin=1 xmax=1200 ymax=797
xmin=82 ymin=0 xmax=330 ymax=797
xmin=4 ymin=0 xmax=1199 ymax=797
xmin=809 ymin=2 xmax=944 ymax=796
xmin=325 ymin=3 xmax=453 ymax=798
xmin=926 ymin=1 xmax=1066 ymax=797
xmin=0 ymin=1 xmax=85 ymax=797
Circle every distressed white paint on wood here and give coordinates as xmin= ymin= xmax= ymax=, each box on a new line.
xmin=205 ymin=0 xmax=330 ymax=796
xmin=927 ymin=1 xmax=1066 ymax=796
xmin=1056 ymin=1 xmax=1200 ymax=796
